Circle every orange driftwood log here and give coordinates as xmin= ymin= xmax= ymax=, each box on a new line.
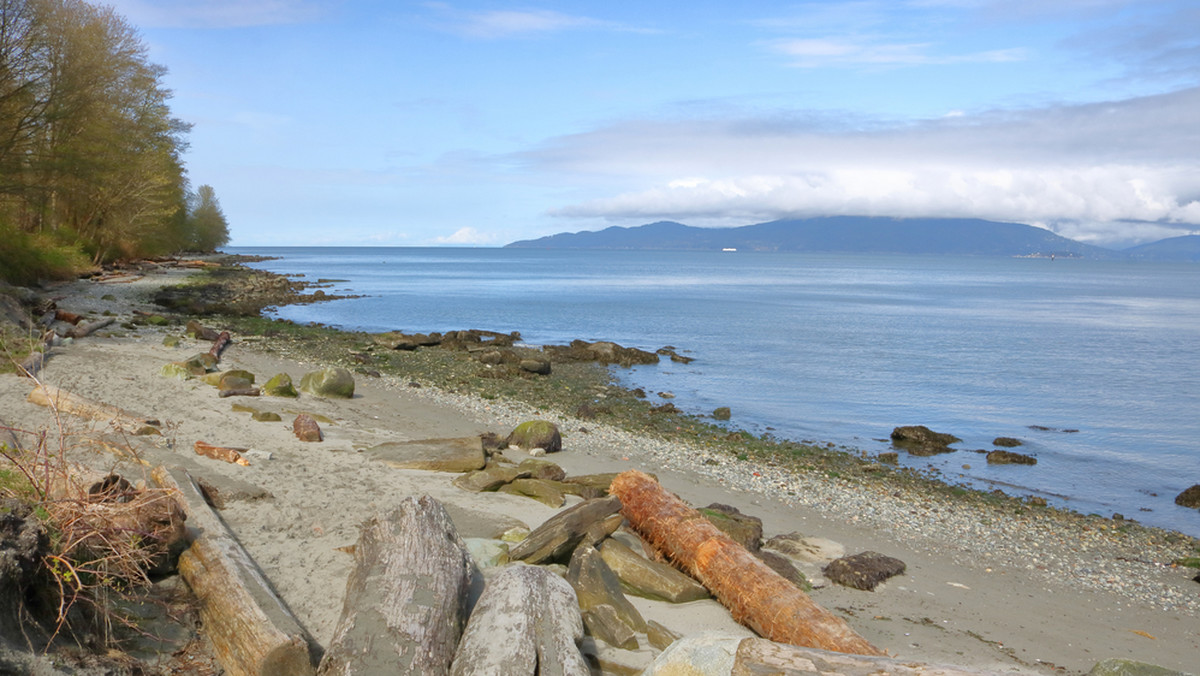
xmin=194 ymin=441 xmax=250 ymax=466
xmin=209 ymin=330 xmax=232 ymax=359
xmin=609 ymin=470 xmax=883 ymax=656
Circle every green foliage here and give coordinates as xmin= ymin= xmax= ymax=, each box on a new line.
xmin=0 ymin=219 xmax=91 ymax=284
xmin=186 ymin=184 xmax=231 ymax=252
xmin=0 ymin=0 xmax=213 ymax=272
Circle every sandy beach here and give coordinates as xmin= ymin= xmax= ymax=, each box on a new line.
xmin=1 ymin=263 xmax=1197 ymax=675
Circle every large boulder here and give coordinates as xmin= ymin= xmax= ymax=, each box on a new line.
xmin=506 ymin=420 xmax=562 ymax=454
xmin=891 ymin=425 xmax=960 ymax=456
xmin=366 ymin=437 xmax=486 ymax=472
xmin=299 ymin=366 xmax=355 ymax=398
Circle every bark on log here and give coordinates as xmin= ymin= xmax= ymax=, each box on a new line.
xmin=449 ymin=563 xmax=589 ymax=676
xmin=209 ymin=330 xmax=232 ymax=359
xmin=26 ymin=383 xmax=157 ymax=431
xmin=194 ymin=441 xmax=251 ymax=466
xmin=609 ymin=470 xmax=883 ymax=656
xmin=732 ymin=637 xmax=994 ymax=675
xmin=218 ymin=387 xmax=261 ymax=398
xmin=317 ymin=496 xmax=475 ymax=676
xmin=54 ymin=309 xmax=82 ymax=324
xmin=151 ymin=466 xmax=316 ymax=676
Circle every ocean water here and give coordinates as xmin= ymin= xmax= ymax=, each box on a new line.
xmin=229 ymin=247 xmax=1200 ymax=536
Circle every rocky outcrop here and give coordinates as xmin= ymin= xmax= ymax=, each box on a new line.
xmin=891 ymin=425 xmax=960 ymax=456
xmin=542 ymin=339 xmax=660 ymax=367
xmin=986 ymin=450 xmax=1037 ymax=465
xmin=993 ymin=437 xmax=1023 ymax=447
xmin=1175 ymin=484 xmax=1200 ymax=509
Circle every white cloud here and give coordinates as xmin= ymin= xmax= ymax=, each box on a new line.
xmin=104 ymin=0 xmax=331 ymax=29
xmin=426 ymin=6 xmax=652 ymax=40
xmin=434 ymin=227 xmax=497 ymax=245
xmin=531 ymin=87 xmax=1200 ymax=244
xmin=767 ymin=38 xmax=1025 ymax=67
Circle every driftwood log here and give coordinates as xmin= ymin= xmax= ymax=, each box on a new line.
xmin=193 ymin=441 xmax=251 ymax=466
xmin=152 ymin=466 xmax=316 ymax=676
xmin=68 ymin=317 xmax=114 ymax=338
xmin=209 ymin=330 xmax=232 ymax=359
xmin=317 ymin=496 xmax=475 ymax=676
xmin=26 ymin=383 xmax=157 ymax=432
xmin=732 ymin=637 xmax=995 ymax=675
xmin=609 ymin=470 xmax=883 ymax=656
xmin=449 ymin=563 xmax=589 ymax=676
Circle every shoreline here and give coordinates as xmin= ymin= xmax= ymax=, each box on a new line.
xmin=2 ymin=258 xmax=1198 ymax=674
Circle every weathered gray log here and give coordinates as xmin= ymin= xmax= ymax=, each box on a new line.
xmin=318 ymin=496 xmax=474 ymax=676
xmin=68 ymin=317 xmax=114 ymax=338
xmin=17 ymin=330 xmax=55 ymax=377
xmin=731 ymin=637 xmax=999 ymax=675
xmin=27 ymin=383 xmax=157 ymax=432
xmin=508 ymin=495 xmax=622 ymax=564
xmin=449 ymin=563 xmax=589 ymax=676
xmin=152 ymin=466 xmax=316 ymax=676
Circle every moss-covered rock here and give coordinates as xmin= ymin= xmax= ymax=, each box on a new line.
xmin=160 ymin=362 xmax=196 ymax=380
xmin=299 ymin=366 xmax=355 ymax=398
xmin=506 ymin=420 xmax=562 ymax=453
xmin=262 ymin=373 xmax=299 ymax=398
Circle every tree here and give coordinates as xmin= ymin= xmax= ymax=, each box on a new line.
xmin=187 ymin=184 xmax=230 ymax=252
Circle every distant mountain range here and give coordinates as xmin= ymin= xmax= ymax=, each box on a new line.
xmin=506 ymin=217 xmax=1200 ymax=261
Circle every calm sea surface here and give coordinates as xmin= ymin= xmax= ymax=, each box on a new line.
xmin=229 ymin=247 xmax=1200 ymax=536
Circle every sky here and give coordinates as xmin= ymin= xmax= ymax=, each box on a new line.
xmin=104 ymin=0 xmax=1200 ymax=248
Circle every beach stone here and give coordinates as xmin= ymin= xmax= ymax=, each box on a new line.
xmin=1088 ymin=658 xmax=1192 ymax=676
xmin=597 ymin=538 xmax=709 ymax=603
xmin=700 ymin=503 xmax=763 ymax=551
xmin=162 ymin=334 xmax=181 ymax=348
xmin=453 ymin=464 xmax=527 ymax=492
xmin=764 ymin=533 xmax=846 ymax=564
xmin=642 ymin=633 xmax=742 ymax=676
xmin=567 ymin=545 xmax=647 ymax=634
xmin=507 ymin=420 xmax=562 ymax=454
xmin=367 ymin=437 xmax=486 ymax=472
xmin=1174 ymin=484 xmax=1200 ymax=509
xmin=563 ymin=473 xmax=619 ymax=497
xmin=891 ymin=425 xmax=960 ymax=455
xmin=987 ymin=449 xmax=1037 ymax=465
xmin=993 ymin=436 xmax=1023 ymax=447
xmin=713 ymin=406 xmax=732 ymax=421
xmin=877 ymin=451 xmax=899 ymax=464
xmin=756 ymin=549 xmax=810 ymax=591
xmin=464 ymin=538 xmax=510 ymax=569
xmin=519 ymin=357 xmax=552 ymax=375
xmin=262 ymin=372 xmax=299 ymax=397
xmin=299 ymin=366 xmax=355 ymax=398
xmin=517 ymin=457 xmax=567 ymax=482
xmin=159 ymin=362 xmax=196 ymax=380
xmin=582 ymin=604 xmax=639 ymax=650
xmin=292 ymin=414 xmax=323 ymax=442
xmin=646 ymin=620 xmax=681 ymax=651
xmin=252 ymin=411 xmax=282 ymax=422
xmin=509 ymin=495 xmax=623 ymax=565
xmin=824 ymin=551 xmax=907 ymax=591
xmin=185 ymin=319 xmax=220 ymax=340
xmin=499 ymin=478 xmax=567 ymax=508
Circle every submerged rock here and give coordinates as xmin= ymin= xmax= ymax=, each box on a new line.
xmin=987 ymin=450 xmax=1037 ymax=465
xmin=891 ymin=425 xmax=960 ymax=456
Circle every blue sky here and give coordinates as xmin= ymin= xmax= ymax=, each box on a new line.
xmin=106 ymin=1 xmax=1200 ymax=247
